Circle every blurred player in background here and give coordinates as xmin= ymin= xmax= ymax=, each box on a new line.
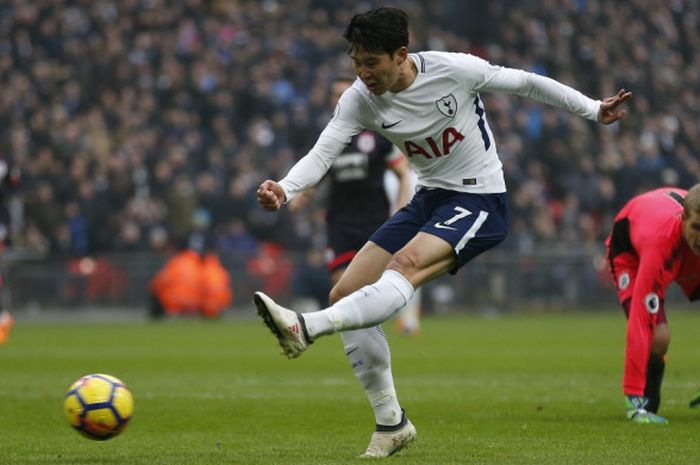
xmin=606 ymin=184 xmax=700 ymax=423
xmin=149 ymin=216 xmax=233 ymax=320
xmin=0 ymin=280 xmax=13 ymax=344
xmin=291 ymin=75 xmax=421 ymax=334
xmin=0 ymin=152 xmax=19 ymax=344
xmin=255 ymin=7 xmax=630 ymax=457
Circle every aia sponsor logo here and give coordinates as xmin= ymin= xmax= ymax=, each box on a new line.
xmin=404 ymin=127 xmax=465 ymax=159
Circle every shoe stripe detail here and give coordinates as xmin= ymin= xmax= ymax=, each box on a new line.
xmin=297 ymin=313 xmax=313 ymax=345
xmin=361 ymin=417 xmax=416 ymax=458
xmin=375 ymin=409 xmax=407 ymax=432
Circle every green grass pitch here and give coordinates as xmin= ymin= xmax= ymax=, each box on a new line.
xmin=1 ymin=310 xmax=700 ymax=464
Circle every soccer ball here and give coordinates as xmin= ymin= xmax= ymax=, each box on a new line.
xmin=64 ymin=373 xmax=134 ymax=440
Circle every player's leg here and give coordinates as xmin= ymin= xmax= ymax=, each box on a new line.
xmin=148 ymin=291 xmax=166 ymax=320
xmin=327 ymin=239 xmax=435 ymax=458
xmin=254 ymin=236 xmax=451 ymax=356
xmin=351 ymin=191 xmax=507 ymax=455
xmin=328 ymin=240 xmax=395 ymax=303
xmin=303 ymin=233 xmax=454 ymax=339
xmin=254 ymin=191 xmax=508 ymax=353
xmin=341 ymin=326 xmax=417 ymax=458
xmin=394 ymin=287 xmax=421 ymax=336
xmin=255 ymin=233 xmax=434 ymax=367
xmin=328 ymin=243 xmax=417 ymax=456
xmin=645 ymin=320 xmax=669 ymax=413
xmin=607 ymin=236 xmax=663 ymax=422
xmin=253 ymin=191 xmax=507 ymax=457
xmin=0 ymin=273 xmax=12 ymax=344
xmin=252 ymin=230 xmax=406 ymax=355
xmin=690 ymin=387 xmax=700 ymax=408
xmin=609 ymin=253 xmax=668 ymax=423
xmin=255 ymin=221 xmax=446 ymax=357
xmin=252 ymin=231 xmax=420 ymax=455
xmin=328 ymin=248 xmax=404 ymax=426
xmin=0 ymin=310 xmax=12 ymax=344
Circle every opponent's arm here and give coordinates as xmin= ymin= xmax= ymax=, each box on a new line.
xmin=623 ymin=249 xmax=672 ymax=396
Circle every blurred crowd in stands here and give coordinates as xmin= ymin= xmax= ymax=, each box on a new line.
xmin=1 ymin=0 xmax=699 ymax=262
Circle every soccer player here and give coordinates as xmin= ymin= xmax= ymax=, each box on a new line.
xmin=0 ymin=296 xmax=13 ymax=344
xmin=290 ymin=73 xmax=419 ymax=454
xmin=254 ymin=7 xmax=631 ymax=457
xmin=0 ymin=152 xmax=19 ymax=345
xmin=606 ymin=184 xmax=700 ymax=424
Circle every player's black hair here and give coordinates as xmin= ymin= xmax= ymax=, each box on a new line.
xmin=343 ymin=7 xmax=409 ymax=56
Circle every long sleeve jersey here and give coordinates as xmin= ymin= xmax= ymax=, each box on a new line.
xmin=279 ymin=51 xmax=601 ymax=201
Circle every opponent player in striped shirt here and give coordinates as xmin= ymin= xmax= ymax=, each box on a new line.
xmin=606 ymin=185 xmax=700 ymax=423
xmin=255 ymin=7 xmax=631 ymax=457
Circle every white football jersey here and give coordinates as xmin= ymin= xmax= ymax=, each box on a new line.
xmin=279 ymin=51 xmax=600 ymax=200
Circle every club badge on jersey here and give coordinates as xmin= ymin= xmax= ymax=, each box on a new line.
xmin=436 ymin=94 xmax=457 ymax=117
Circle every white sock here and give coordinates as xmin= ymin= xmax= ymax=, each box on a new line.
xmin=341 ymin=326 xmax=402 ymax=426
xmin=303 ymin=270 xmax=415 ymax=340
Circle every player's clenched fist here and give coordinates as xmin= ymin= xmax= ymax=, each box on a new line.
xmin=257 ymin=180 xmax=286 ymax=211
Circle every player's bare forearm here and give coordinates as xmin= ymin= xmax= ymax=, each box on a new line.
xmin=390 ymin=157 xmax=413 ymax=210
xmin=395 ymin=175 xmax=413 ymax=210
xmin=288 ymin=187 xmax=318 ymax=212
xmin=598 ymin=89 xmax=632 ymax=124
xmin=256 ymin=180 xmax=286 ymax=211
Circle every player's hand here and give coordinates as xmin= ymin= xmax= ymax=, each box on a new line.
xmin=598 ymin=89 xmax=632 ymax=124
xmin=257 ymin=180 xmax=286 ymax=211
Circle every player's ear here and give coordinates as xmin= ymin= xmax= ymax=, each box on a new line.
xmin=395 ymin=47 xmax=408 ymax=64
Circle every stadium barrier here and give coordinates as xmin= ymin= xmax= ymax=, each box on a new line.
xmin=0 ymin=247 xmax=689 ymax=315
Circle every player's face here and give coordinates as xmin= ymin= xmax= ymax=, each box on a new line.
xmin=682 ymin=209 xmax=700 ymax=255
xmin=350 ymin=47 xmax=405 ymax=95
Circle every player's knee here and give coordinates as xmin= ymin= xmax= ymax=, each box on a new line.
xmin=387 ymin=251 xmax=419 ymax=276
xmin=329 ymin=284 xmax=348 ymax=305
xmin=651 ymin=324 xmax=670 ymax=356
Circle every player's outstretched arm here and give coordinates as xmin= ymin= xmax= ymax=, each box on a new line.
xmin=257 ymin=180 xmax=286 ymax=212
xmin=598 ymin=89 xmax=632 ymax=124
